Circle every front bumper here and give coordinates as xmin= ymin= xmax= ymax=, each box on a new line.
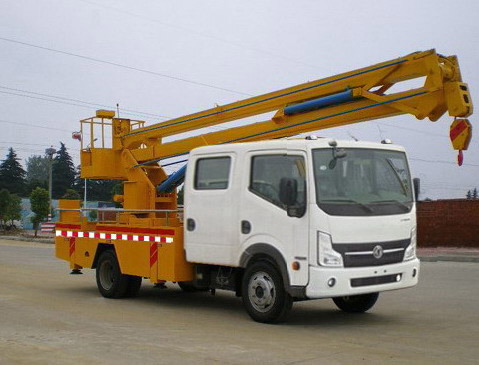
xmin=306 ymin=258 xmax=420 ymax=299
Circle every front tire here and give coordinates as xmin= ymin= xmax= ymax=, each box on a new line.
xmin=242 ymin=261 xmax=292 ymax=323
xmin=332 ymin=292 xmax=379 ymax=313
xmin=96 ymin=250 xmax=130 ymax=299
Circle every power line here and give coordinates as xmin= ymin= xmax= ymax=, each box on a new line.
xmin=0 ymin=89 xmax=163 ymax=122
xmin=0 ymin=39 xmax=461 ymax=141
xmin=409 ymin=157 xmax=479 ymax=167
xmin=76 ymin=0 xmax=323 ymax=72
xmin=377 ymin=122 xmax=447 ymax=138
xmin=0 ymin=36 xmax=252 ymax=97
xmin=0 ymin=118 xmax=73 ymax=132
xmin=0 ymin=90 xmax=113 ymax=111
xmin=0 ymin=140 xmax=58 ymax=147
xmin=0 ymin=142 xmax=81 ymax=159
xmin=0 ymin=146 xmax=79 ymax=157
xmin=0 ymin=85 xmax=169 ymax=119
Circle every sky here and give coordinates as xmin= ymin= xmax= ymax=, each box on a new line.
xmin=0 ymin=0 xmax=478 ymax=199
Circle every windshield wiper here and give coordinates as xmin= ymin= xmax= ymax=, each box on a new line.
xmin=321 ymin=199 xmax=374 ymax=213
xmin=371 ymin=199 xmax=411 ymax=211
xmin=385 ymin=158 xmax=408 ymax=196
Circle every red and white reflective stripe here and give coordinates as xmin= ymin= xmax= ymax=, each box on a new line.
xmin=55 ymin=230 xmax=173 ymax=243
xmin=41 ymin=222 xmax=56 ymax=232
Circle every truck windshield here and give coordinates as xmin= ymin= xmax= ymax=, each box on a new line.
xmin=312 ymin=148 xmax=413 ymax=216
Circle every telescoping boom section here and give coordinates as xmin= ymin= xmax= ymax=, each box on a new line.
xmin=56 ymin=49 xmax=472 ymax=283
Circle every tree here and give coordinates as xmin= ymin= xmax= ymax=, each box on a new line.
xmin=62 ymin=189 xmax=81 ymax=200
xmin=26 ymin=155 xmax=49 ymax=184
xmin=30 ymin=187 xmax=50 ymax=237
xmin=5 ymin=194 xmax=21 ymax=229
xmin=0 ymin=190 xmax=21 ymax=230
xmin=0 ymin=189 xmax=10 ymax=229
xmin=25 ymin=178 xmax=48 ymax=196
xmin=52 ymin=143 xmax=75 ymax=199
xmin=177 ymin=186 xmax=184 ymax=205
xmin=74 ymin=165 xmax=119 ymax=202
xmin=466 ymin=188 xmax=478 ymax=200
xmin=0 ymin=148 xmax=26 ymax=196
xmin=88 ymin=209 xmax=98 ymax=221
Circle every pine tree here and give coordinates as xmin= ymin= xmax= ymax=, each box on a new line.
xmin=473 ymin=188 xmax=478 ymax=199
xmin=466 ymin=190 xmax=472 ymax=199
xmin=52 ymin=143 xmax=76 ymax=199
xmin=0 ymin=148 xmax=26 ymax=196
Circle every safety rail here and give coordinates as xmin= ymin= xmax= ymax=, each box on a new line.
xmin=79 ymin=114 xmax=145 ymax=150
xmin=57 ymin=207 xmax=183 ymax=225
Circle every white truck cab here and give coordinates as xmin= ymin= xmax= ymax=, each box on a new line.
xmin=184 ymin=138 xmax=419 ymax=322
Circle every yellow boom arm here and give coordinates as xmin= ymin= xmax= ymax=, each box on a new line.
xmin=79 ymin=49 xmax=472 ymax=213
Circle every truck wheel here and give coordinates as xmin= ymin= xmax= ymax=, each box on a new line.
xmin=125 ymin=276 xmax=142 ymax=297
xmin=242 ymin=261 xmax=293 ymax=323
xmin=96 ymin=250 xmax=130 ymax=299
xmin=332 ymin=292 xmax=379 ymax=313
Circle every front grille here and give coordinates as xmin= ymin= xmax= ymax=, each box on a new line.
xmin=351 ymin=273 xmax=401 ymax=287
xmin=333 ymin=239 xmax=410 ymax=268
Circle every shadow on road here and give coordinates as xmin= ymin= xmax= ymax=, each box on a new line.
xmin=58 ymin=282 xmax=400 ymax=326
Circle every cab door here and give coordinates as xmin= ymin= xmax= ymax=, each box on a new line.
xmin=184 ymin=153 xmax=238 ymax=266
xmin=239 ymin=150 xmax=310 ymax=286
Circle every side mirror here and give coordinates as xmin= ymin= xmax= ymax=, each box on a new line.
xmin=413 ymin=178 xmax=420 ymax=201
xmin=279 ymin=178 xmax=305 ymax=218
xmin=279 ymin=178 xmax=298 ymax=206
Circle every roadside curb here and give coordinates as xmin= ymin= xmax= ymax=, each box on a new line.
xmin=0 ymin=236 xmax=54 ymax=244
xmin=419 ymin=255 xmax=479 ymax=263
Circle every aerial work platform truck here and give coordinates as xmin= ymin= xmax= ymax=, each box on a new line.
xmin=55 ymin=50 xmax=473 ymax=322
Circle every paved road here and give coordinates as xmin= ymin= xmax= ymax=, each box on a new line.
xmin=1 ymin=239 xmax=478 ymax=364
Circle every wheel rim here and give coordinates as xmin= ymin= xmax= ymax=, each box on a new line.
xmin=248 ymin=271 xmax=276 ymax=313
xmin=99 ymin=260 xmax=114 ymax=290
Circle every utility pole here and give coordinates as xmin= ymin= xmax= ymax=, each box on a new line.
xmin=45 ymin=146 xmax=57 ymax=221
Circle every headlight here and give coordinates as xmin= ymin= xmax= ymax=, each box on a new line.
xmin=404 ymin=227 xmax=417 ymax=261
xmin=317 ymin=231 xmax=343 ymax=267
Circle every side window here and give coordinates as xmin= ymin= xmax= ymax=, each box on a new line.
xmin=250 ymin=154 xmax=306 ymax=209
xmin=194 ymin=157 xmax=231 ymax=190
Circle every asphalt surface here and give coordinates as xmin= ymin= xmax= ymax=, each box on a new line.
xmin=1 ymin=239 xmax=478 ymax=364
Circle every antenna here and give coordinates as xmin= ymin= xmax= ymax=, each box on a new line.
xmin=347 ymin=131 xmax=358 ymax=141
xmin=376 ymin=123 xmax=384 ymax=141
xmin=116 ymin=103 xmax=120 ymax=118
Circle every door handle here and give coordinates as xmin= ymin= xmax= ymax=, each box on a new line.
xmin=241 ymin=220 xmax=251 ymax=234
xmin=187 ymin=218 xmax=196 ymax=231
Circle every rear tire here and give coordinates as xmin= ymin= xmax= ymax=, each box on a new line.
xmin=96 ymin=250 xmax=130 ymax=299
xmin=242 ymin=261 xmax=292 ymax=323
xmin=332 ymin=292 xmax=379 ymax=313
xmin=125 ymin=276 xmax=142 ymax=297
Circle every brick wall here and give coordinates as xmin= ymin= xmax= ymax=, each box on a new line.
xmin=417 ymin=199 xmax=479 ymax=247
